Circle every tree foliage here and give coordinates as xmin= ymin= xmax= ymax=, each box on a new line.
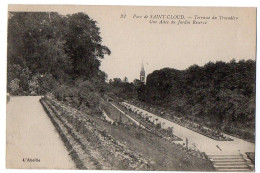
xmin=7 ymin=12 xmax=110 ymax=95
xmin=143 ymin=60 xmax=255 ymax=129
xmin=107 ymin=78 xmax=138 ymax=100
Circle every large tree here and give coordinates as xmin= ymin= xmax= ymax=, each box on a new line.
xmin=7 ymin=12 xmax=111 ymax=94
xmin=64 ymin=13 xmax=111 ymax=79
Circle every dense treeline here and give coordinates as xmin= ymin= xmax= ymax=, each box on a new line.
xmin=106 ymin=60 xmax=256 ymax=140
xmin=7 ymin=12 xmax=110 ymax=113
xmin=143 ymin=60 xmax=255 ymax=132
xmin=107 ymin=77 xmax=145 ymax=101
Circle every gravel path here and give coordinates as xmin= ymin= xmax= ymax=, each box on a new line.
xmin=123 ymin=102 xmax=255 ymax=155
xmin=6 ymin=96 xmax=75 ymax=169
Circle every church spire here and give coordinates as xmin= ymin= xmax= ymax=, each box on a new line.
xmin=141 ymin=60 xmax=144 ymax=71
xmin=140 ymin=60 xmax=145 ymax=83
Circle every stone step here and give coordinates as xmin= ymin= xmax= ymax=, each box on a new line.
xmin=209 ymin=157 xmax=243 ymax=160
xmin=211 ymin=159 xmax=245 ymax=162
xmin=214 ymin=165 xmax=249 ymax=169
xmin=210 ymin=157 xmax=243 ymax=160
xmin=210 ymin=158 xmax=245 ymax=162
xmin=207 ymin=154 xmax=253 ymax=172
xmin=214 ymin=162 xmax=247 ymax=166
xmin=216 ymin=168 xmax=251 ymax=172
xmin=209 ymin=155 xmax=243 ymax=159
xmin=208 ymin=155 xmax=242 ymax=157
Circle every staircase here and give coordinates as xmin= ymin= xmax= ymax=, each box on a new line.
xmin=208 ymin=154 xmax=253 ymax=172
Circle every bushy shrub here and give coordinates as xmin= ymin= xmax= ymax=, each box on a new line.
xmin=9 ymin=78 xmax=21 ymax=95
xmin=51 ymin=79 xmax=103 ymax=115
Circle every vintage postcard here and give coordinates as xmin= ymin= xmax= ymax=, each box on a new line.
xmin=6 ymin=5 xmax=256 ymax=171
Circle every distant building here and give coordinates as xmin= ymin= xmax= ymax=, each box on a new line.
xmin=140 ymin=61 xmax=146 ymax=84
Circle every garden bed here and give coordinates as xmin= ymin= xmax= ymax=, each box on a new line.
xmin=112 ymin=101 xmax=183 ymax=142
xmin=41 ymin=95 xmax=214 ymax=171
xmin=128 ymin=100 xmax=254 ymax=143
xmin=124 ymin=101 xmax=233 ymax=141
xmin=41 ymin=96 xmax=152 ymax=170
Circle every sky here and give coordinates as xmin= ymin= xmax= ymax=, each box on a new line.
xmin=8 ymin=5 xmax=256 ymax=82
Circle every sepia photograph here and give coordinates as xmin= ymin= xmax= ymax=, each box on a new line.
xmin=6 ymin=5 xmax=256 ymax=171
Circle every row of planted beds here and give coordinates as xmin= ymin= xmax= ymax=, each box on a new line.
xmin=110 ymin=101 xmax=183 ymax=142
xmin=40 ymin=96 xmax=152 ymax=170
xmin=128 ymin=99 xmax=255 ymax=143
xmin=124 ymin=100 xmax=233 ymax=141
xmin=108 ymin=101 xmax=209 ymax=160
